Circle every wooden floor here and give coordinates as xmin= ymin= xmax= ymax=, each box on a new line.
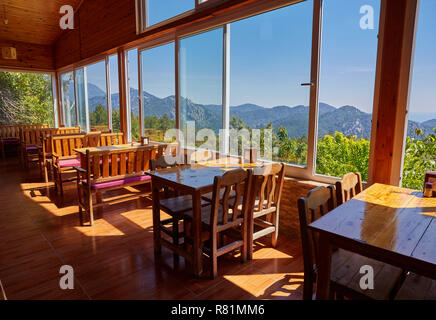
xmin=0 ymin=155 xmax=304 ymax=300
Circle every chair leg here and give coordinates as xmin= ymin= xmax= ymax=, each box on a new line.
xmin=58 ymin=171 xmax=64 ymax=199
xmin=38 ymin=157 xmax=43 ymax=180
xmin=247 ymin=219 xmax=254 ymax=261
xmin=173 ymin=218 xmax=179 ymax=246
xmin=211 ymin=235 xmax=218 ymax=280
xmin=303 ymin=275 xmax=313 ymax=300
xmin=96 ymin=191 xmax=103 ymax=217
xmin=53 ymin=168 xmax=58 ymax=193
xmin=271 ymin=211 xmax=279 ymax=248
xmin=88 ymin=191 xmax=94 ymax=226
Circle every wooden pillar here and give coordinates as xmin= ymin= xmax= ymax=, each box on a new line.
xmin=117 ymin=48 xmax=128 ymax=140
xmin=369 ymin=0 xmax=419 ymax=186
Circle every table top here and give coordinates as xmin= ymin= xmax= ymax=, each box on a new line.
xmin=74 ymin=142 xmax=166 ymax=155
xmin=309 ymin=183 xmax=436 ymax=265
xmin=148 ymin=158 xmax=264 ymax=191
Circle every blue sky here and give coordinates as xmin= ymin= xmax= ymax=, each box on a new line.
xmin=94 ymin=0 xmax=436 ymax=121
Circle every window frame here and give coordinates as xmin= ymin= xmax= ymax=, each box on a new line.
xmin=57 ymin=53 xmax=117 ymax=133
xmin=59 ymin=0 xmax=394 ymax=186
xmin=136 ymin=0 xmax=229 ymax=34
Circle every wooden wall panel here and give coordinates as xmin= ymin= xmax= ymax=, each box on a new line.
xmin=0 ymin=40 xmax=54 ymax=71
xmin=279 ymin=178 xmax=327 ymax=240
xmin=53 ymin=13 xmax=81 ymax=69
xmin=78 ymin=0 xmax=137 ymax=59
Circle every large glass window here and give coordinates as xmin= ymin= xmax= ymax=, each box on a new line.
xmin=60 ymin=72 xmax=76 ymax=127
xmin=75 ymin=68 xmax=88 ymax=131
xmin=179 ymin=28 xmax=223 ymax=150
xmin=146 ymin=0 xmax=194 ymax=27
xmin=109 ymin=54 xmax=120 ymax=132
xmin=0 ymin=71 xmax=54 ymax=126
xmin=141 ymin=43 xmax=176 ymax=142
xmin=86 ymin=61 xmax=108 ymax=130
xmin=127 ymin=49 xmax=140 ymax=141
xmin=402 ymin=0 xmax=436 ymax=190
xmin=229 ymin=1 xmax=313 ymax=164
xmin=316 ymin=0 xmax=380 ymax=181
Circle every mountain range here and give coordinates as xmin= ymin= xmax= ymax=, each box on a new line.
xmin=80 ymin=83 xmax=436 ymax=139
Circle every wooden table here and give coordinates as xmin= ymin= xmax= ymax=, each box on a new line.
xmin=309 ymin=183 xmax=436 ymax=300
xmin=148 ymin=158 xmax=264 ymax=277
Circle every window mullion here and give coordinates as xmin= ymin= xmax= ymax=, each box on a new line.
xmin=106 ymin=56 xmax=113 ymax=131
xmin=306 ymin=0 xmax=322 ymax=179
xmin=222 ymin=24 xmax=230 ymax=156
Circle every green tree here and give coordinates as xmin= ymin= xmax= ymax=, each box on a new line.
xmin=89 ymin=104 xmax=108 ymax=126
xmin=402 ymin=128 xmax=436 ymax=190
xmin=0 ymin=71 xmax=54 ymax=125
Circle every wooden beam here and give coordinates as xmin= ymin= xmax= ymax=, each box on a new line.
xmin=369 ymin=0 xmax=418 ymax=185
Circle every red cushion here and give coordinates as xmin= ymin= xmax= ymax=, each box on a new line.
xmin=2 ymin=138 xmax=19 ymax=144
xmin=90 ymin=175 xmax=151 ymax=190
xmin=59 ymin=158 xmax=81 ymax=167
xmin=26 ymin=145 xmax=39 ymax=151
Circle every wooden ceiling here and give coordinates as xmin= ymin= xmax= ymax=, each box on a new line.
xmin=0 ymin=0 xmax=83 ymax=45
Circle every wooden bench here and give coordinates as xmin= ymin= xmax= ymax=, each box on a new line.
xmin=52 ymin=133 xmax=87 ymax=197
xmin=40 ymin=131 xmax=84 ymax=182
xmin=21 ymin=127 xmax=81 ymax=169
xmin=0 ymin=124 xmax=47 ymax=158
xmin=75 ymin=144 xmax=164 ymax=226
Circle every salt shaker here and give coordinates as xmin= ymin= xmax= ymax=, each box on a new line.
xmin=424 ymin=182 xmax=433 ymax=197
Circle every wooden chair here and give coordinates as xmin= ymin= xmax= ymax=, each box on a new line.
xmin=1 ymin=124 xmax=46 ymax=158
xmin=85 ymin=131 xmax=102 ymax=147
xmin=75 ymin=146 xmax=158 ymax=226
xmin=335 ymin=172 xmax=363 ymax=205
xmin=150 ymin=155 xmax=208 ymax=247
xmin=424 ymin=171 xmax=436 ymax=196
xmin=183 ymin=169 xmax=253 ymax=279
xmin=395 ymin=273 xmax=436 ymax=300
xmin=39 ymin=131 xmax=83 ymax=182
xmin=98 ymin=132 xmax=125 ymax=146
xmin=247 ymin=162 xmax=285 ymax=259
xmin=21 ymin=126 xmax=80 ymax=169
xmin=52 ymin=134 xmax=87 ymax=197
xmin=298 ymin=185 xmax=403 ymax=300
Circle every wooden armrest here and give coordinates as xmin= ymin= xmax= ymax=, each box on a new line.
xmin=74 ymin=166 xmax=87 ymax=173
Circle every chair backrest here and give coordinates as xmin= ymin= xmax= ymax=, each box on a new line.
xmin=297 ymin=186 xmax=336 ymax=282
xmin=208 ymin=168 xmax=252 ymax=231
xmin=1 ymin=124 xmax=48 ymax=140
xmin=85 ymin=132 xmax=102 ymax=147
xmin=91 ymin=125 xmax=111 ymax=133
xmin=98 ymin=132 xmax=125 ymax=146
xmin=149 ymin=154 xmax=184 ymax=171
xmin=335 ymin=172 xmax=362 ymax=205
xmin=22 ymin=127 xmax=81 ymax=147
xmin=51 ymin=134 xmax=87 ymax=159
xmin=188 ymin=149 xmax=214 ymax=164
xmin=83 ymin=146 xmax=156 ymax=184
xmin=251 ymin=163 xmax=285 ymax=213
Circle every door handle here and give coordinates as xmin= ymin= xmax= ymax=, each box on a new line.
xmin=301 ymin=82 xmax=314 ymax=87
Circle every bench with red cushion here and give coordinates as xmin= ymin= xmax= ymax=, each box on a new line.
xmin=83 ymin=174 xmax=151 ymax=190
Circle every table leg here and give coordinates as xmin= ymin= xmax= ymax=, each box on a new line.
xmin=316 ymin=232 xmax=332 ymax=300
xmin=152 ymin=179 xmax=162 ymax=254
xmin=192 ymin=191 xmax=203 ymax=277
